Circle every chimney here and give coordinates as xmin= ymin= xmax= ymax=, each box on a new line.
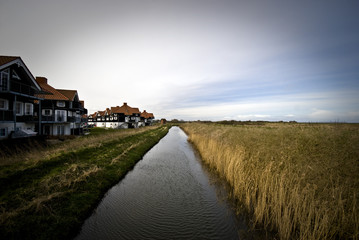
xmin=36 ymin=76 xmax=48 ymax=84
xmin=123 ymin=102 xmax=127 ymax=106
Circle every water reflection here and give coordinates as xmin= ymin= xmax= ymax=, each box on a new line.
xmin=75 ymin=127 xmax=242 ymax=240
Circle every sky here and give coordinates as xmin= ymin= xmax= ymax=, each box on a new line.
xmin=1 ymin=0 xmax=358 ymax=122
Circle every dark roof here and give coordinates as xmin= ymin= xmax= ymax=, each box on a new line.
xmin=0 ymin=56 xmax=20 ymax=66
xmin=0 ymin=56 xmax=41 ymax=91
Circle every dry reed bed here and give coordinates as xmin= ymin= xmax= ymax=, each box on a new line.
xmin=181 ymin=122 xmax=359 ymax=239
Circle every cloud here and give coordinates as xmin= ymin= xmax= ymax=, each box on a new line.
xmin=1 ymin=0 xmax=358 ymax=122
xmin=237 ymin=114 xmax=271 ymax=120
xmin=309 ymin=109 xmax=336 ymax=120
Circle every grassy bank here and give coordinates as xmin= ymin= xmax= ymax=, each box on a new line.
xmin=181 ymin=122 xmax=359 ymax=239
xmin=0 ymin=125 xmax=170 ymax=240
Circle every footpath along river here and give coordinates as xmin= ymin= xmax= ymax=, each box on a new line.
xmin=75 ymin=126 xmax=249 ymax=239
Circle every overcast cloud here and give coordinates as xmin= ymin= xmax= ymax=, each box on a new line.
xmin=1 ymin=0 xmax=358 ymax=122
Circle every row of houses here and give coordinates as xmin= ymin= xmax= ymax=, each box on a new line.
xmin=0 ymin=55 xmax=87 ymax=140
xmin=88 ymin=103 xmax=154 ymax=129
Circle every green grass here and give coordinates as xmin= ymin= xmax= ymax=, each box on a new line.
xmin=0 ymin=125 xmax=170 ymax=240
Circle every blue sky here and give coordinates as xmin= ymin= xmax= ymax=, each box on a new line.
xmin=1 ymin=0 xmax=358 ymax=122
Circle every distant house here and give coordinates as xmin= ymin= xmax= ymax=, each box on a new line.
xmin=160 ymin=119 xmax=167 ymax=124
xmin=0 ymin=56 xmax=42 ymax=139
xmin=35 ymin=77 xmax=87 ymax=136
xmin=89 ymin=102 xmax=151 ymax=129
xmin=95 ymin=110 xmax=106 ymax=128
xmin=140 ymin=110 xmax=155 ymax=126
xmin=110 ymin=102 xmax=141 ymax=128
xmin=87 ymin=112 xmax=97 ymax=126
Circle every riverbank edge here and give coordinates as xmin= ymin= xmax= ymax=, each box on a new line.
xmin=0 ymin=125 xmax=170 ymax=240
xmin=179 ymin=125 xmax=272 ymax=239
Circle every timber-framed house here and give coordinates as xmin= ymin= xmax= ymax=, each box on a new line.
xmin=35 ymin=77 xmax=87 ymax=136
xmin=140 ymin=110 xmax=155 ymax=126
xmin=0 ymin=56 xmax=42 ymax=139
xmin=89 ymin=102 xmax=148 ymax=129
xmin=110 ymin=102 xmax=141 ymax=128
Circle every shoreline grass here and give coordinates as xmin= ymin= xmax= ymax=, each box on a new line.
xmin=181 ymin=122 xmax=359 ymax=239
xmin=0 ymin=125 xmax=170 ymax=240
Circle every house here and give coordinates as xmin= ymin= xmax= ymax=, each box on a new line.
xmin=57 ymin=89 xmax=87 ymax=134
xmin=35 ymin=77 xmax=87 ymax=136
xmin=140 ymin=110 xmax=155 ymax=126
xmin=95 ymin=110 xmax=106 ymax=128
xmin=110 ymin=102 xmax=141 ymax=128
xmin=87 ymin=112 xmax=97 ymax=126
xmin=90 ymin=102 xmax=145 ymax=129
xmin=161 ymin=118 xmax=167 ymax=124
xmin=0 ymin=56 xmax=42 ymax=139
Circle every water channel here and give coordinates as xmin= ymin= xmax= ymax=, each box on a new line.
xmin=75 ymin=127 xmax=248 ymax=239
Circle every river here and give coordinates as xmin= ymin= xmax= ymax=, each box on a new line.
xmin=75 ymin=126 xmax=247 ymax=239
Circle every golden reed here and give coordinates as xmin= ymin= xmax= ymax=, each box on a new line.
xmin=182 ymin=122 xmax=359 ymax=239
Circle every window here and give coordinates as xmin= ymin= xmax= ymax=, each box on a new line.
xmin=0 ymin=99 xmax=8 ymax=110
xmin=1 ymin=69 xmax=9 ymax=91
xmin=15 ymin=102 xmax=23 ymax=115
xmin=25 ymin=103 xmax=33 ymax=115
xmin=57 ymin=125 xmax=65 ymax=135
xmin=56 ymin=101 xmax=65 ymax=107
xmin=55 ymin=110 xmax=67 ymax=122
xmin=42 ymin=109 xmax=52 ymax=116
xmin=0 ymin=128 xmax=7 ymax=137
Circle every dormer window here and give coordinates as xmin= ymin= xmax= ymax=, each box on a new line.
xmin=57 ymin=101 xmax=65 ymax=107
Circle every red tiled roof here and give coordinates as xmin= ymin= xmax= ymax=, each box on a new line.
xmin=35 ymin=77 xmax=69 ymax=101
xmin=0 ymin=56 xmax=20 ymax=66
xmin=57 ymin=89 xmax=78 ymax=101
xmin=88 ymin=112 xmax=97 ymax=118
xmin=141 ymin=110 xmax=154 ymax=118
xmin=97 ymin=111 xmax=106 ymax=117
xmin=111 ymin=102 xmax=140 ymax=116
xmin=80 ymin=100 xmax=85 ymax=108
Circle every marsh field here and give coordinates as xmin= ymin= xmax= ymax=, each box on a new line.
xmin=0 ymin=125 xmax=170 ymax=240
xmin=181 ymin=122 xmax=359 ymax=240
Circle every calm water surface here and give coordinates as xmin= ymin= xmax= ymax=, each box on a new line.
xmin=75 ymin=127 xmax=246 ymax=240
